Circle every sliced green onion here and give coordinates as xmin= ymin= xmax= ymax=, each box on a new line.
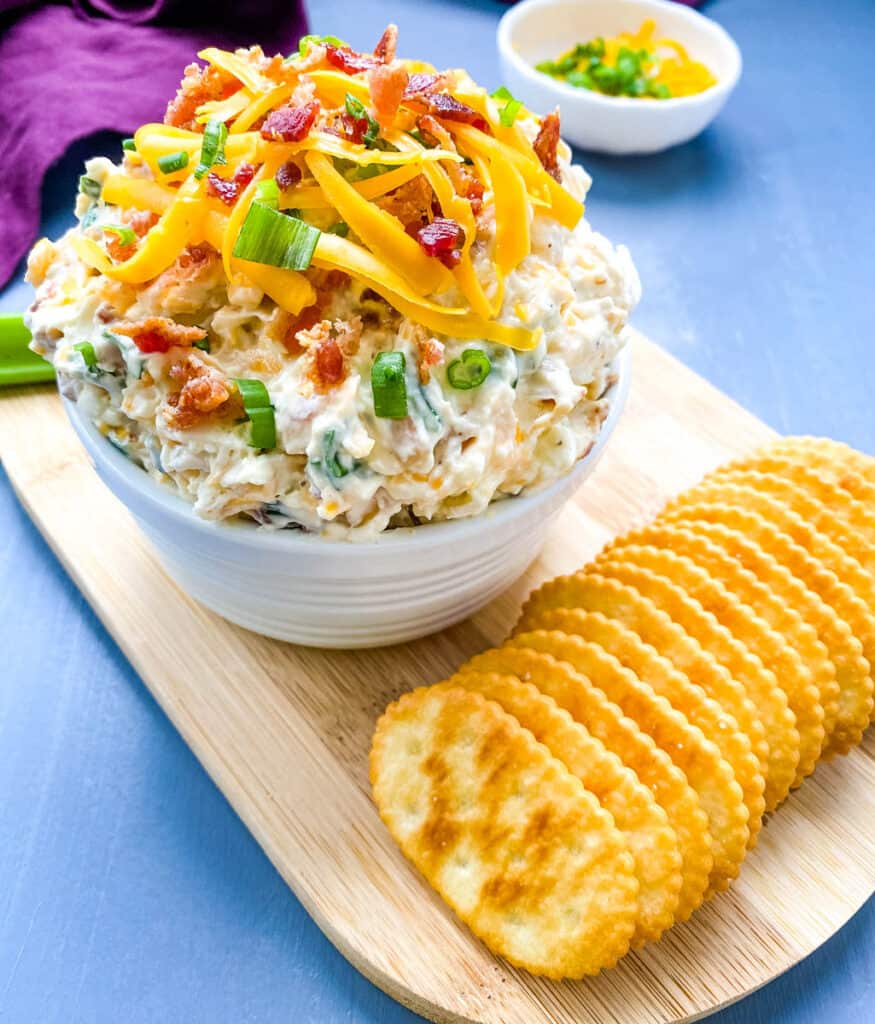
xmin=327 ymin=221 xmax=349 ymax=237
xmin=78 ymin=175 xmax=101 ymax=199
xmin=232 ymin=203 xmax=321 ymax=271
xmin=194 ymin=118 xmax=228 ymax=180
xmin=102 ymin=224 xmax=137 ymax=247
xmin=73 ymin=341 xmax=98 ymax=370
xmin=345 ymin=93 xmax=380 ymax=147
xmin=447 ymin=348 xmax=491 ymax=390
xmin=254 ymin=178 xmax=280 ymax=209
xmin=157 ymin=150 xmax=189 ymax=175
xmin=499 ymin=98 xmax=522 ymax=127
xmin=490 ymin=86 xmax=514 ymax=100
xmin=234 ymin=378 xmax=276 ymax=449
xmin=295 ymin=33 xmax=346 ymax=58
xmin=322 ymin=429 xmax=350 ymax=479
xmin=192 ymin=337 xmax=211 ymax=352
xmin=371 ymin=351 xmax=408 ymax=418
xmin=122 ymin=138 xmax=137 ymax=152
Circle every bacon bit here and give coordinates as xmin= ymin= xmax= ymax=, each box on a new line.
xmin=125 ymin=209 xmax=160 ymax=238
xmin=114 ymin=316 xmax=208 ymax=355
xmin=164 ymin=62 xmax=240 ymax=132
xmin=403 ymin=72 xmax=444 ymax=100
xmin=324 ymin=44 xmax=377 ymax=75
xmin=177 ymin=244 xmax=214 ymax=270
xmin=533 ymin=108 xmax=562 ymax=182
xmin=332 ymin=315 xmax=363 ymax=356
xmin=417 ymin=337 xmax=444 ymax=384
xmin=165 ymin=354 xmax=235 ymax=429
xmin=261 ymin=101 xmax=320 ymax=142
xmin=416 ymin=113 xmax=485 ymax=215
xmin=377 ymin=174 xmax=436 ymax=233
xmin=311 ymin=336 xmax=345 ymax=392
xmin=416 ymin=218 xmax=464 ymax=268
xmin=206 ymin=163 xmax=256 ymax=205
xmin=276 ymin=160 xmax=302 ymax=191
xmin=368 ymin=61 xmax=409 ymax=128
xmin=104 ymin=231 xmax=137 ymax=263
xmin=414 ymin=93 xmax=490 ymax=133
xmin=373 ymin=24 xmax=398 ymax=64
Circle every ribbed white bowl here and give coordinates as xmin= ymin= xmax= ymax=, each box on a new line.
xmin=64 ymin=350 xmax=628 ymax=648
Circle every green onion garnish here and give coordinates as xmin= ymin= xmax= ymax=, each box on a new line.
xmin=103 ymin=224 xmax=137 ymax=247
xmin=122 ymin=138 xmax=137 ymax=152
xmin=232 ymin=202 xmax=321 ymax=271
xmin=447 ymin=349 xmax=491 ymax=390
xmin=192 ymin=337 xmax=211 ymax=352
xmin=490 ymin=86 xmax=522 ymax=127
xmin=345 ymin=92 xmax=380 ymax=147
xmin=254 ymin=178 xmax=280 ymax=209
xmin=157 ymin=150 xmax=189 ymax=174
xmin=371 ymin=351 xmax=408 ymax=418
xmin=234 ymin=378 xmax=276 ymax=449
xmin=295 ymin=33 xmax=346 ymax=58
xmin=78 ymin=175 xmax=101 ymax=199
xmin=322 ymin=428 xmax=351 ymax=479
xmin=327 ymin=221 xmax=349 ymax=237
xmin=73 ymin=341 xmax=98 ymax=370
xmin=194 ymin=119 xmax=228 ymax=180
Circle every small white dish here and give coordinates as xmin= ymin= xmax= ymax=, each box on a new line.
xmin=498 ymin=0 xmax=742 ymax=155
xmin=63 ymin=349 xmax=628 ymax=649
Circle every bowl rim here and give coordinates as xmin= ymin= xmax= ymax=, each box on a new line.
xmin=498 ymin=0 xmax=743 ymax=112
xmin=65 ymin=345 xmax=630 ymax=554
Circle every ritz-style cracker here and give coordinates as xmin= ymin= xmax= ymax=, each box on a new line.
xmin=441 ymin=672 xmax=682 ymax=944
xmin=370 ymin=686 xmax=640 ymax=978
xmin=507 ymin=626 xmax=751 ymax=891
xmin=460 ymin=647 xmax=714 ymax=921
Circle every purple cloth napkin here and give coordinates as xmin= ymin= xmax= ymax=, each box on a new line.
xmin=0 ymin=1 xmax=308 ymax=288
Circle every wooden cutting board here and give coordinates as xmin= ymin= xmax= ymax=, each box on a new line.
xmin=1 ymin=332 xmax=872 ymax=1024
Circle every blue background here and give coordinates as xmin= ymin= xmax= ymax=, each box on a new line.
xmin=1 ymin=1 xmax=872 ymax=1021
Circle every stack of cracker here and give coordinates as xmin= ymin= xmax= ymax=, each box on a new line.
xmin=370 ymin=437 xmax=875 ymax=978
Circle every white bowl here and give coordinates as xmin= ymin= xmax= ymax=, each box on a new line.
xmin=498 ymin=0 xmax=742 ymax=155
xmin=63 ymin=349 xmax=628 ymax=648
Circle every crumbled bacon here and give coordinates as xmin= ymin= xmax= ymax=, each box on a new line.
xmin=373 ymin=24 xmax=398 ymax=64
xmin=377 ymin=175 xmax=436 ymax=233
xmin=260 ymin=102 xmax=320 ymax=142
xmin=330 ymin=111 xmax=369 ymax=144
xmin=324 ymin=44 xmax=377 ymax=74
xmin=164 ymin=62 xmax=240 ymax=132
xmin=126 ymin=209 xmax=160 ymax=237
xmin=417 ymin=337 xmax=444 ymax=383
xmin=368 ymin=61 xmax=409 ymax=128
xmin=276 ymin=160 xmax=302 ymax=191
xmin=177 ymin=244 xmax=214 ymax=271
xmin=103 ymin=230 xmax=137 ymax=263
xmin=206 ymin=162 xmax=257 ymax=206
xmin=416 ymin=218 xmax=464 ymax=268
xmin=165 ymin=354 xmax=235 ymax=429
xmin=311 ymin=335 xmax=345 ymax=392
xmin=533 ymin=108 xmax=561 ymax=182
xmin=418 ymin=114 xmax=484 ymax=214
xmin=113 ymin=316 xmax=208 ymax=355
xmin=402 ymin=72 xmax=445 ymax=100
xmin=414 ymin=93 xmax=490 ymax=133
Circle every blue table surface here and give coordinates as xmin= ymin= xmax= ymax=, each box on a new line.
xmin=1 ymin=0 xmax=873 ymax=1021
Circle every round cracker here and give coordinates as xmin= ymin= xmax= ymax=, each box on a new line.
xmin=714 ymin=456 xmax=875 ymax=568
xmin=370 ymin=685 xmax=639 ymax=978
xmin=595 ymin=542 xmax=811 ymax=798
xmin=508 ymin=624 xmax=750 ymax=892
xmin=519 ymin=600 xmax=765 ymax=844
xmin=460 ymin=646 xmax=713 ymax=922
xmin=662 ymin=498 xmax=874 ymax=754
xmin=766 ymin=436 xmax=875 ymax=493
xmin=444 ymin=672 xmax=682 ymax=945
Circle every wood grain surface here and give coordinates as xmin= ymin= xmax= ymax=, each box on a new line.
xmin=0 ymin=333 xmax=872 ymax=1024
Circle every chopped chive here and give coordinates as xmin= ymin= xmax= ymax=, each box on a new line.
xmin=122 ymin=138 xmax=137 ymax=152
xmin=194 ymin=118 xmax=228 ymax=180
xmin=296 ymin=33 xmax=345 ymax=58
xmin=78 ymin=175 xmax=101 ymax=199
xmin=234 ymin=378 xmax=276 ymax=449
xmin=73 ymin=341 xmax=98 ymax=370
xmin=102 ymin=224 xmax=137 ymax=247
xmin=498 ymin=98 xmax=523 ymax=127
xmin=157 ymin=150 xmax=189 ymax=174
xmin=192 ymin=337 xmax=211 ymax=352
xmin=322 ymin=429 xmax=350 ymax=479
xmin=447 ymin=348 xmax=491 ymax=390
xmin=232 ymin=202 xmax=321 ymax=271
xmin=371 ymin=351 xmax=408 ymax=418
xmin=327 ymin=221 xmax=349 ymax=237
xmin=490 ymin=86 xmax=514 ymax=100
xmin=344 ymin=92 xmax=380 ymax=147
xmin=254 ymin=178 xmax=280 ymax=209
